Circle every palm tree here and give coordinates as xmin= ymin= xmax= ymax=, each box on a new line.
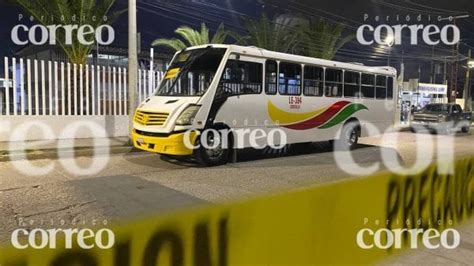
xmin=241 ymin=14 xmax=353 ymax=60
xmin=14 ymin=0 xmax=122 ymax=65
xmin=152 ymin=22 xmax=235 ymax=51
xmin=241 ymin=14 xmax=304 ymax=53
xmin=299 ymin=19 xmax=355 ymax=60
xmin=14 ymin=0 xmax=123 ymax=115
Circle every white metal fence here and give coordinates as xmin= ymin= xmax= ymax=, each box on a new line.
xmin=1 ymin=57 xmax=164 ymax=116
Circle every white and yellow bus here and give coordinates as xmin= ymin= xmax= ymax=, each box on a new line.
xmin=132 ymin=44 xmax=398 ymax=165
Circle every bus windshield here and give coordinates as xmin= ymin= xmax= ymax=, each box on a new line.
xmin=155 ymin=48 xmax=227 ymax=96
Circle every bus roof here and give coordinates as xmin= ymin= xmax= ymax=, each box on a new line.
xmin=182 ymin=44 xmax=397 ymax=77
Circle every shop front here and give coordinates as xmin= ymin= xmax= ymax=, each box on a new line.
xmin=399 ymin=82 xmax=448 ymax=124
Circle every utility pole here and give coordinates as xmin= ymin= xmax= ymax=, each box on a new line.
xmin=443 ymin=58 xmax=447 ymax=84
xmin=449 ymin=41 xmax=460 ymax=103
xmin=439 ymin=16 xmax=464 ymax=103
xmin=387 ymin=47 xmax=391 ymax=66
xmin=430 ymin=46 xmax=434 ymax=83
xmin=149 ymin=48 xmax=154 ymax=95
xmin=128 ymin=0 xmax=138 ymax=140
xmin=463 ymin=49 xmax=472 ymax=111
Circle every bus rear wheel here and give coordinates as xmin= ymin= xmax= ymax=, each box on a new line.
xmin=335 ymin=121 xmax=360 ymax=151
xmin=194 ymin=127 xmax=231 ymax=166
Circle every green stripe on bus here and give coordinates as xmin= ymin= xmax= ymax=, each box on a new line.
xmin=319 ymin=103 xmax=368 ymax=129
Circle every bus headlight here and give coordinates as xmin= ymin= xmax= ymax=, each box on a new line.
xmin=176 ymin=105 xmax=200 ymax=125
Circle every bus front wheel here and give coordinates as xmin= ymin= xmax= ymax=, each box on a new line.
xmin=194 ymin=126 xmax=231 ymax=166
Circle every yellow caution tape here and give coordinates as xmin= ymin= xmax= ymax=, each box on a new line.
xmin=1 ymin=158 xmax=473 ymax=265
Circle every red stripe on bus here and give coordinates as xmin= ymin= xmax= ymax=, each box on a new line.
xmin=284 ymin=101 xmax=351 ymax=130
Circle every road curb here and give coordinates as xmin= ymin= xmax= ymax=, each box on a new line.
xmin=0 ymin=145 xmax=142 ymax=162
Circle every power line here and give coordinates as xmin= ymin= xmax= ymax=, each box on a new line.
xmin=374 ymin=0 xmax=468 ymax=16
xmin=138 ymin=1 xmax=467 ymax=63
xmin=403 ymin=0 xmax=467 ymax=16
xmin=288 ymin=1 xmax=458 ymax=54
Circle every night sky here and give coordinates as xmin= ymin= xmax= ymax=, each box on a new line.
xmin=1 ymin=0 xmax=474 ymax=84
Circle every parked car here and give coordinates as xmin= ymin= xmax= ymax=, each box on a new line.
xmin=411 ymin=103 xmax=472 ymax=134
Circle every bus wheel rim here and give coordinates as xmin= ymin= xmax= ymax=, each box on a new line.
xmin=204 ymin=134 xmax=224 ymax=159
xmin=348 ymin=129 xmax=357 ymax=145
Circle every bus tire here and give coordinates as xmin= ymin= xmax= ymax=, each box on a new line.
xmin=335 ymin=120 xmax=360 ymax=151
xmin=194 ymin=126 xmax=231 ymax=166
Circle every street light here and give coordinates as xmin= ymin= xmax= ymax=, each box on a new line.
xmin=384 ymin=35 xmax=394 ymax=66
xmin=464 ymin=52 xmax=473 ymax=111
xmin=384 ymin=35 xmax=395 ymax=46
xmin=468 ymin=60 xmax=474 ymax=69
xmin=128 ymin=0 xmax=138 ymax=142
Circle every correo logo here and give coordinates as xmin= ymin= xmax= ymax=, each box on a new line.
xmin=11 ymin=228 xmax=115 ymax=250
xmin=356 ymin=228 xmax=460 ymax=249
xmin=356 ymin=14 xmax=467 ymax=46
xmin=11 ymin=24 xmax=115 ymax=46
xmin=357 ymin=24 xmax=460 ymax=46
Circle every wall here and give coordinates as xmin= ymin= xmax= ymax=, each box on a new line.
xmin=0 ymin=116 xmax=130 ymax=141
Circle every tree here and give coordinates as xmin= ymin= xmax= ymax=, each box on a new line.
xmin=241 ymin=14 xmax=304 ymax=53
xmin=241 ymin=14 xmax=354 ymax=60
xmin=299 ymin=19 xmax=355 ymax=60
xmin=152 ymin=22 xmax=235 ymax=51
xmin=14 ymin=0 xmax=122 ymax=65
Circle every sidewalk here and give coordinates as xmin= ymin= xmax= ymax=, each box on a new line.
xmin=0 ymin=137 xmax=137 ymax=162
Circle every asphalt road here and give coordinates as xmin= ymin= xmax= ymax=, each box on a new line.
xmin=0 ymin=130 xmax=473 ymax=263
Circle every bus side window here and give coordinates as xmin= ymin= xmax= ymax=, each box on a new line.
xmin=361 ymin=73 xmax=375 ymax=98
xmin=325 ymin=68 xmax=342 ymax=97
xmin=344 ymin=71 xmax=360 ymax=98
xmin=279 ymin=62 xmax=302 ymax=95
xmin=303 ymin=65 xmax=323 ymax=96
xmin=220 ymin=60 xmax=262 ymax=95
xmin=387 ymin=77 xmax=394 ymax=99
xmin=265 ymin=60 xmax=278 ymax=95
xmin=375 ymin=76 xmax=387 ymax=99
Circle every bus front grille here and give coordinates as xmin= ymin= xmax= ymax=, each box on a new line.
xmin=134 ymin=111 xmax=169 ymax=126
